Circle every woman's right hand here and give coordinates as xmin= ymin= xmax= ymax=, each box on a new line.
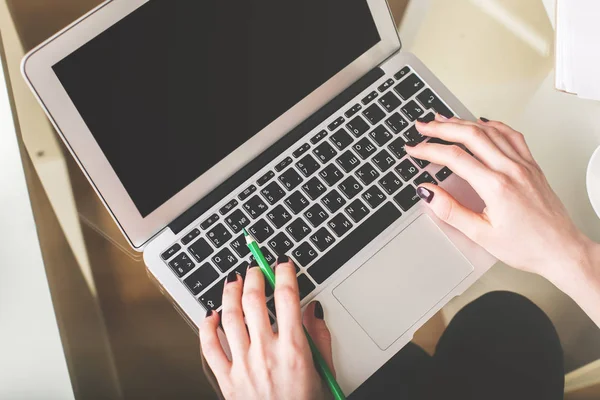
xmin=406 ymin=116 xmax=595 ymax=287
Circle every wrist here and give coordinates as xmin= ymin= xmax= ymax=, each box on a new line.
xmin=548 ymin=234 xmax=600 ymax=296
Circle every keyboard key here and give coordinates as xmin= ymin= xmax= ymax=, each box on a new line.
xmin=257 ymin=171 xmax=275 ymax=186
xmin=394 ymin=185 xmax=421 ymax=211
xmin=386 ymin=112 xmax=409 ymax=134
xmin=268 ymin=232 xmax=294 ymax=256
xmin=161 ymin=243 xmax=181 ymax=260
xmin=421 ymin=112 xmax=436 ymax=123
xmin=401 ymin=100 xmax=425 ymax=122
xmin=261 ymin=181 xmax=286 ymax=205
xmin=310 ymin=228 xmax=336 ymax=252
xmin=168 ymin=252 xmax=195 ymax=277
xmin=275 ymin=157 xmax=293 ymax=173
xmin=379 ymin=172 xmax=404 ymax=195
xmin=308 ymin=202 xmax=402 ymax=284
xmin=285 ymin=191 xmax=310 ymax=214
xmin=286 ymin=218 xmax=312 ymax=242
xmin=361 ymin=91 xmax=378 ymax=105
xmin=414 ymin=172 xmax=438 ymax=186
xmin=395 ymin=159 xmax=419 ymax=181
xmin=394 ymin=66 xmax=411 ymax=80
xmin=239 ymin=185 xmax=257 ymax=201
xmin=369 ymin=125 xmax=393 ymax=147
xmin=304 ymin=204 xmax=329 ymax=228
xmin=319 ymin=164 xmax=344 ymax=186
xmin=249 ymin=218 xmax=274 ymax=243
xmin=184 ymin=263 xmax=219 ymax=295
xmin=412 ymin=157 xmax=430 ymax=169
xmin=417 ymin=88 xmax=452 ymax=116
xmin=362 ymin=185 xmax=386 ymax=209
xmin=346 ymin=116 xmax=370 ymax=137
xmin=301 ymin=177 xmax=327 ymax=200
xmin=328 ymin=213 xmax=353 ymax=237
xmin=313 ymin=142 xmax=338 ymax=164
xmin=188 ymin=238 xmax=214 ymax=263
xmin=267 ymin=205 xmax=293 ymax=229
xmin=389 ymin=137 xmax=407 ymax=159
xmin=363 ymin=104 xmax=386 ymax=125
xmin=200 ymin=214 xmax=220 ymax=230
xmin=378 ymin=78 xmax=395 ymax=92
xmin=328 ymin=116 xmax=345 ymax=131
xmin=372 ymin=149 xmax=396 ymax=172
xmin=244 ymin=195 xmax=269 ymax=219
xmin=338 ymin=176 xmax=363 ymax=199
xmin=435 ymin=167 xmax=453 ymax=182
xmin=293 ymin=143 xmax=311 ymax=159
xmin=345 ymin=199 xmax=370 ymax=223
xmin=321 ymin=190 xmax=347 ymax=213
xmin=230 ymin=235 xmax=250 ymax=258
xmin=295 ymin=154 xmax=320 ymax=177
xmin=249 ymin=247 xmax=276 ymax=266
xmin=353 ymin=137 xmax=377 ymax=160
xmin=356 ymin=162 xmax=380 ymax=186
xmin=212 ymin=248 xmax=238 ymax=273
xmin=279 ymin=168 xmax=304 ymax=191
xmin=394 ymin=73 xmax=424 ymax=100
xmin=224 ymin=209 xmax=251 ymax=233
xmin=432 ymin=101 xmax=453 ymax=118
xmin=330 ymin=128 xmax=354 ymax=150
xmin=311 ymin=130 xmax=328 ymax=144
xmin=336 ymin=150 xmax=361 ymax=173
xmin=297 ymin=274 xmax=316 ymax=300
xmin=292 ymin=242 xmax=318 ymax=267
xmin=344 ymin=103 xmax=362 ymax=118
xmin=267 ymin=298 xmax=276 ymax=317
xmin=219 ymin=199 xmax=239 ymax=216
xmin=199 ymin=279 xmax=225 ymax=311
xmin=378 ymin=91 xmax=402 ymax=112
xmin=181 ymin=228 xmax=200 ymax=245
xmin=404 ymin=126 xmax=426 ymax=145
xmin=207 ymin=224 xmax=232 ymax=248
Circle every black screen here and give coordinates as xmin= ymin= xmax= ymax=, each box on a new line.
xmin=53 ymin=0 xmax=381 ymax=217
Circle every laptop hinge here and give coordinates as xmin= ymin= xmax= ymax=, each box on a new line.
xmin=168 ymin=67 xmax=385 ymax=234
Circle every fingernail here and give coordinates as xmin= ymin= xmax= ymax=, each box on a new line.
xmin=206 ymin=310 xmax=213 ymax=318
xmin=249 ymin=260 xmax=259 ymax=269
xmin=438 ymin=113 xmax=449 ymax=120
xmin=277 ymin=255 xmax=289 ymax=265
xmin=314 ymin=301 xmax=324 ymax=320
xmin=405 ymin=140 xmax=418 ymax=148
xmin=416 ymin=117 xmax=430 ymax=124
xmin=480 ymin=117 xmax=490 ymax=122
xmin=417 ymin=186 xmax=434 ymax=203
xmin=227 ymin=271 xmax=238 ymax=283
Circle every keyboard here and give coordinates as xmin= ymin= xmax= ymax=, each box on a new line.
xmin=160 ymin=66 xmax=455 ymax=322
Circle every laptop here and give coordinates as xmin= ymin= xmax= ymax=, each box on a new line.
xmin=22 ymin=0 xmax=496 ymax=395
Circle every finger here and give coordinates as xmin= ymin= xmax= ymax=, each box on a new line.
xmin=415 ymin=120 xmax=510 ymax=170
xmin=274 ymin=257 xmax=305 ymax=343
xmin=416 ymin=183 xmax=489 ymax=241
xmin=406 ymin=142 xmax=491 ymax=194
xmin=200 ymin=311 xmax=231 ymax=376
xmin=220 ymin=271 xmax=249 ymax=356
xmin=303 ymin=301 xmax=335 ymax=376
xmin=242 ymin=262 xmax=273 ymax=343
xmin=480 ymin=119 xmax=535 ymax=162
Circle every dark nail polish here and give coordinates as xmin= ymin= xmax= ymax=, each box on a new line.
xmin=277 ymin=255 xmax=289 ymax=265
xmin=206 ymin=310 xmax=213 ymax=318
xmin=314 ymin=301 xmax=324 ymax=320
xmin=416 ymin=186 xmax=434 ymax=203
xmin=405 ymin=140 xmax=418 ymax=147
xmin=417 ymin=117 xmax=430 ymax=124
xmin=227 ymin=271 xmax=238 ymax=283
xmin=480 ymin=117 xmax=490 ymax=122
xmin=249 ymin=260 xmax=259 ymax=269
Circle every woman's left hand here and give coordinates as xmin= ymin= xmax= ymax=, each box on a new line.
xmin=200 ymin=258 xmax=335 ymax=400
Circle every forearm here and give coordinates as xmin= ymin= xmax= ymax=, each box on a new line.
xmin=550 ymin=238 xmax=600 ymax=328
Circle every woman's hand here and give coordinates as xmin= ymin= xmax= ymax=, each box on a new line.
xmin=406 ymin=116 xmax=594 ymax=286
xmin=199 ymin=258 xmax=334 ymax=400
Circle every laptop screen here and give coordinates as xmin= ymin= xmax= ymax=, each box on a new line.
xmin=53 ymin=0 xmax=381 ymax=217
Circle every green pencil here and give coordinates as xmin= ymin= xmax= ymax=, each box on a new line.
xmin=243 ymin=229 xmax=346 ymax=400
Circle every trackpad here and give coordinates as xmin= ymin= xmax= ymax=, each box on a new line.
xmin=333 ymin=215 xmax=473 ymax=350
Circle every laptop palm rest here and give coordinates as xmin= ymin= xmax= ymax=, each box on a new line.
xmin=333 ymin=214 xmax=474 ymax=351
